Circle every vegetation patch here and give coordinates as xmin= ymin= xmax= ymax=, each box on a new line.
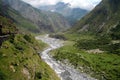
xmin=50 ymin=32 xmax=120 ymax=80
xmin=0 ymin=34 xmax=60 ymax=80
xmin=51 ymin=43 xmax=120 ymax=80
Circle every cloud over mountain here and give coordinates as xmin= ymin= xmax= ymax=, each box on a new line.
xmin=22 ymin=0 xmax=101 ymax=10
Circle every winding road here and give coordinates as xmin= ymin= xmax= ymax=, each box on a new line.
xmin=36 ymin=34 xmax=96 ymax=80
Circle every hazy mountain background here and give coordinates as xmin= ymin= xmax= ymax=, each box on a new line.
xmin=39 ymin=2 xmax=88 ymax=25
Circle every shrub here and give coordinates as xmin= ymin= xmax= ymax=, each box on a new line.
xmin=108 ymin=43 xmax=120 ymax=54
xmin=75 ymin=39 xmax=98 ymax=50
xmin=24 ymin=35 xmax=34 ymax=43
xmin=96 ymin=35 xmax=111 ymax=45
xmin=49 ymin=34 xmax=67 ymax=40
xmin=35 ymin=72 xmax=42 ymax=79
xmin=75 ymin=35 xmax=111 ymax=51
xmin=0 ymin=71 xmax=6 ymax=80
xmin=110 ymin=23 xmax=120 ymax=40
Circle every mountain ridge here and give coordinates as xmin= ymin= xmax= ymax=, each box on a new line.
xmin=71 ymin=0 xmax=120 ymax=34
xmin=1 ymin=0 xmax=71 ymax=33
xmin=39 ymin=2 xmax=88 ymax=25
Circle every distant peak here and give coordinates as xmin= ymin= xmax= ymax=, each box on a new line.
xmin=56 ymin=2 xmax=65 ymax=5
xmin=56 ymin=2 xmax=71 ymax=7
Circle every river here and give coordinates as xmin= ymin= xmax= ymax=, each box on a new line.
xmin=36 ymin=34 xmax=96 ymax=80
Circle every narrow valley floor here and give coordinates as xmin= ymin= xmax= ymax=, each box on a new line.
xmin=36 ymin=34 xmax=96 ymax=80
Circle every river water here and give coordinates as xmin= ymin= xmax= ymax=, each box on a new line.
xmin=36 ymin=35 xmax=96 ymax=80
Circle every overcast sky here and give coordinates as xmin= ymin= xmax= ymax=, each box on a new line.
xmin=22 ymin=0 xmax=101 ymax=10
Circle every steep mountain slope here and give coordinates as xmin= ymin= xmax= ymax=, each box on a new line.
xmin=1 ymin=0 xmax=71 ymax=33
xmin=0 ymin=11 xmax=60 ymax=80
xmin=41 ymin=11 xmax=70 ymax=32
xmin=39 ymin=2 xmax=88 ymax=25
xmin=0 ymin=2 xmax=40 ymax=33
xmin=71 ymin=0 xmax=120 ymax=34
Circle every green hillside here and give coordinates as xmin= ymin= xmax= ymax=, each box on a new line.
xmin=0 ymin=34 xmax=60 ymax=80
xmin=0 ymin=15 xmax=60 ymax=80
xmin=70 ymin=0 xmax=120 ymax=34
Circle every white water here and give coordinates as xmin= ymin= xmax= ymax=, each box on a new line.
xmin=36 ymin=35 xmax=96 ymax=80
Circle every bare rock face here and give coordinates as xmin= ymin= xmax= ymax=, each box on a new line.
xmin=10 ymin=65 xmax=16 ymax=73
xmin=22 ymin=68 xmax=31 ymax=80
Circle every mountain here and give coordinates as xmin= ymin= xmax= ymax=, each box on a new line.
xmin=71 ymin=0 xmax=120 ymax=34
xmin=41 ymin=11 xmax=71 ymax=32
xmin=0 ymin=15 xmax=60 ymax=80
xmin=1 ymin=0 xmax=71 ymax=33
xmin=0 ymin=1 xmax=60 ymax=79
xmin=0 ymin=1 xmax=40 ymax=33
xmin=39 ymin=2 xmax=88 ymax=25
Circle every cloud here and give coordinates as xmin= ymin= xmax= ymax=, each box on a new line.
xmin=22 ymin=0 xmax=101 ymax=10
xmin=22 ymin=0 xmax=61 ymax=7
xmin=63 ymin=0 xmax=102 ymax=10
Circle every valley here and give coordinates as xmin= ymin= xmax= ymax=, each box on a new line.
xmin=0 ymin=0 xmax=120 ymax=80
xmin=39 ymin=2 xmax=88 ymax=25
xmin=36 ymin=34 xmax=96 ymax=80
xmin=50 ymin=33 xmax=120 ymax=80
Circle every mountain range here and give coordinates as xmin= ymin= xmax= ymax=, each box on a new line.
xmin=39 ymin=2 xmax=88 ymax=25
xmin=1 ymin=0 xmax=71 ymax=33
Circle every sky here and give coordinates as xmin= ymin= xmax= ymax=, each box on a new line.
xmin=22 ymin=0 xmax=102 ymax=10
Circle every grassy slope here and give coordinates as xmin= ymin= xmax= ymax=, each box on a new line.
xmin=0 ymin=34 xmax=60 ymax=80
xmin=51 ymin=40 xmax=120 ymax=80
xmin=70 ymin=0 xmax=120 ymax=34
xmin=50 ymin=30 xmax=120 ymax=80
xmin=0 ymin=16 xmax=60 ymax=80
